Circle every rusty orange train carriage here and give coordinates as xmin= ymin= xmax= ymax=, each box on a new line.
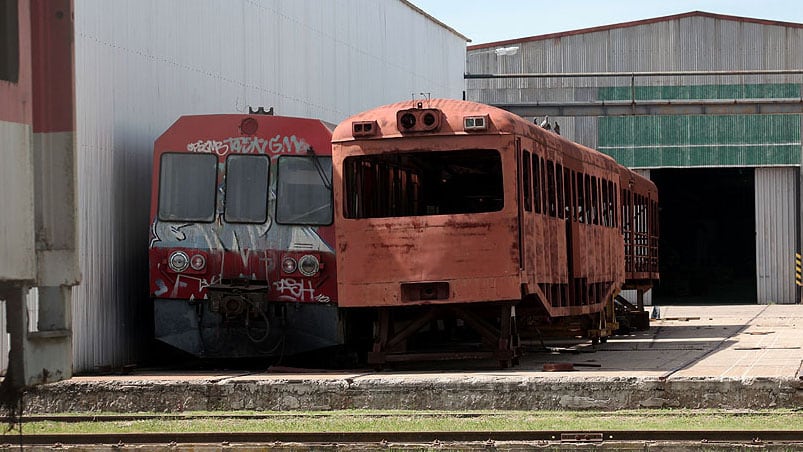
xmin=331 ymin=98 xmax=659 ymax=367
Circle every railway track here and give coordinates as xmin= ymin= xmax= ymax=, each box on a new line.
xmin=2 ymin=430 xmax=801 ymax=446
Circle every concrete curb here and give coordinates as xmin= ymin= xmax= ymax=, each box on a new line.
xmin=21 ymin=375 xmax=803 ymax=412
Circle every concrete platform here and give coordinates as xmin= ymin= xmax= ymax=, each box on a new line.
xmin=22 ymin=304 xmax=803 ymax=412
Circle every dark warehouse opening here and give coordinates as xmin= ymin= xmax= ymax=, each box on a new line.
xmin=651 ymin=168 xmax=756 ymax=304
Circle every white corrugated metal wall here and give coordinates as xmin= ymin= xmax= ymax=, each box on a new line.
xmin=755 ymin=167 xmax=798 ymax=304
xmin=0 ymin=0 xmax=467 ymax=374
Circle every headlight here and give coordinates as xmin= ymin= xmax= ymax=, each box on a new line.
xmin=298 ymin=255 xmax=320 ymax=277
xmin=281 ymin=257 xmax=297 ymax=274
xmin=190 ymin=254 xmax=206 ymax=271
xmin=168 ymin=251 xmax=190 ymax=273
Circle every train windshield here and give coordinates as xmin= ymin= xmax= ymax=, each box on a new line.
xmin=158 ymin=153 xmax=217 ymax=222
xmin=224 ymin=154 xmax=270 ymax=223
xmin=276 ymin=156 xmax=333 ymax=225
xmin=343 ymin=149 xmax=504 ymax=219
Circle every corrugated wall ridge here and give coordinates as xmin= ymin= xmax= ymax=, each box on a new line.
xmin=755 ymin=167 xmax=797 ymax=304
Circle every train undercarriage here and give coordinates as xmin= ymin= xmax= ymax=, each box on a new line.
xmin=362 ymin=288 xmax=651 ymax=369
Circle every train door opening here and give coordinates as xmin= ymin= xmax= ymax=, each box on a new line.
xmin=651 ymin=168 xmax=756 ymax=304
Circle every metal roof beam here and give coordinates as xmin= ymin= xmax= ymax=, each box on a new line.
xmin=466 ymin=69 xmax=803 ymax=79
xmin=494 ymin=98 xmax=803 ymax=117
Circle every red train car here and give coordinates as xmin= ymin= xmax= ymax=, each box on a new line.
xmin=331 ymin=99 xmax=658 ymax=366
xmin=148 ymin=113 xmax=340 ymax=358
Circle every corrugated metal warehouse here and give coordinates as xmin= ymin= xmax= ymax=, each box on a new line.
xmin=466 ymin=11 xmax=803 ymax=305
xmin=1 ymin=0 xmax=468 ymax=373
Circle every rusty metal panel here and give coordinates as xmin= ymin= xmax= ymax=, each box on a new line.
xmin=755 ymin=167 xmax=797 ymax=304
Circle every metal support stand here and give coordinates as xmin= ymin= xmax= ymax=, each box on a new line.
xmin=368 ymin=303 xmax=520 ymax=369
xmin=1 ymin=285 xmax=72 ymax=388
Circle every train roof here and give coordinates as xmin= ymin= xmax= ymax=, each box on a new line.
xmin=154 ymin=113 xmax=335 ymax=157
xmin=333 ymin=98 xmax=621 ymax=170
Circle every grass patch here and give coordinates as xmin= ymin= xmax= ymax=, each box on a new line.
xmin=3 ymin=409 xmax=801 ymax=434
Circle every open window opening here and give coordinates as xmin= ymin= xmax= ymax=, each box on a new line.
xmin=343 ymin=149 xmax=504 ymax=219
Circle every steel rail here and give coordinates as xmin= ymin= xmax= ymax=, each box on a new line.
xmin=1 ymin=413 xmax=489 ymax=423
xmin=2 ymin=430 xmax=801 ymax=445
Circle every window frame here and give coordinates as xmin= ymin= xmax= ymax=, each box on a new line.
xmin=223 ymin=153 xmax=271 ymax=224
xmin=522 ymin=150 xmax=532 ymax=212
xmin=342 ymin=149 xmax=504 ymax=219
xmin=157 ymin=152 xmax=219 ymax=223
xmin=275 ymin=154 xmax=334 ymax=226
xmin=0 ymin=0 xmax=19 ymax=83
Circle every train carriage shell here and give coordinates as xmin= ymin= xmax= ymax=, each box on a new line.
xmin=620 ymin=166 xmax=660 ymax=286
xmin=333 ymin=100 xmax=525 ymax=307
xmin=332 ymin=99 xmax=645 ymax=318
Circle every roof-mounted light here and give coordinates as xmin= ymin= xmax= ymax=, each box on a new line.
xmin=396 ymin=108 xmax=442 ymax=133
xmin=352 ymin=120 xmax=378 ymax=137
xmin=463 ymin=115 xmax=489 ymax=131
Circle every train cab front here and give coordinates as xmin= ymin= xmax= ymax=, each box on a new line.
xmin=332 ymin=100 xmax=526 ymax=366
xmin=148 ymin=114 xmax=340 ymax=360
xmin=332 ymin=100 xmax=523 ymax=309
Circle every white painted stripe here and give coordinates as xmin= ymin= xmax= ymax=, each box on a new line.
xmin=0 ymin=121 xmax=35 ymax=282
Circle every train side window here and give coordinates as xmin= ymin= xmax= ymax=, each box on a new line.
xmin=609 ymin=181 xmax=616 ymax=228
xmin=604 ymin=179 xmax=611 ymax=227
xmin=569 ymin=170 xmax=577 ymax=221
xmin=522 ymin=150 xmax=532 ymax=212
xmin=584 ymin=174 xmax=591 ymax=225
xmin=608 ymin=179 xmax=615 ymax=227
xmin=602 ymin=179 xmax=613 ymax=227
xmin=158 ymin=153 xmax=218 ymax=222
xmin=546 ymin=160 xmax=556 ymax=217
xmin=603 ymin=180 xmax=610 ymax=227
xmin=563 ymin=167 xmax=572 ymax=220
xmin=592 ymin=177 xmax=597 ymax=226
xmin=613 ymin=182 xmax=619 ymax=228
xmin=576 ymin=172 xmax=585 ymax=223
xmin=343 ymin=149 xmax=502 ymax=218
xmin=224 ymin=154 xmax=270 ymax=223
xmin=539 ymin=157 xmax=547 ymax=215
xmin=0 ymin=0 xmax=19 ymax=83
xmin=556 ymin=163 xmax=565 ymax=219
xmin=276 ymin=155 xmax=333 ymax=225
xmin=532 ymin=155 xmax=541 ymax=214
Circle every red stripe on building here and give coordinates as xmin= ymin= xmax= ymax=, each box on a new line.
xmin=0 ymin=1 xmax=32 ymax=125
xmin=30 ymin=0 xmax=74 ymax=133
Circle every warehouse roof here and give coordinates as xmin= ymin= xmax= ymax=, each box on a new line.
xmin=402 ymin=0 xmax=470 ymax=42
xmin=468 ymin=11 xmax=803 ymax=50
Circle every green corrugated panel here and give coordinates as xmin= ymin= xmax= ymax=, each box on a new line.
xmin=604 ymin=144 xmax=800 ymax=167
xmin=598 ymin=83 xmax=800 ymax=101
xmin=598 ymin=84 xmax=802 ymax=168
xmin=599 ymin=115 xmax=801 ymax=167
